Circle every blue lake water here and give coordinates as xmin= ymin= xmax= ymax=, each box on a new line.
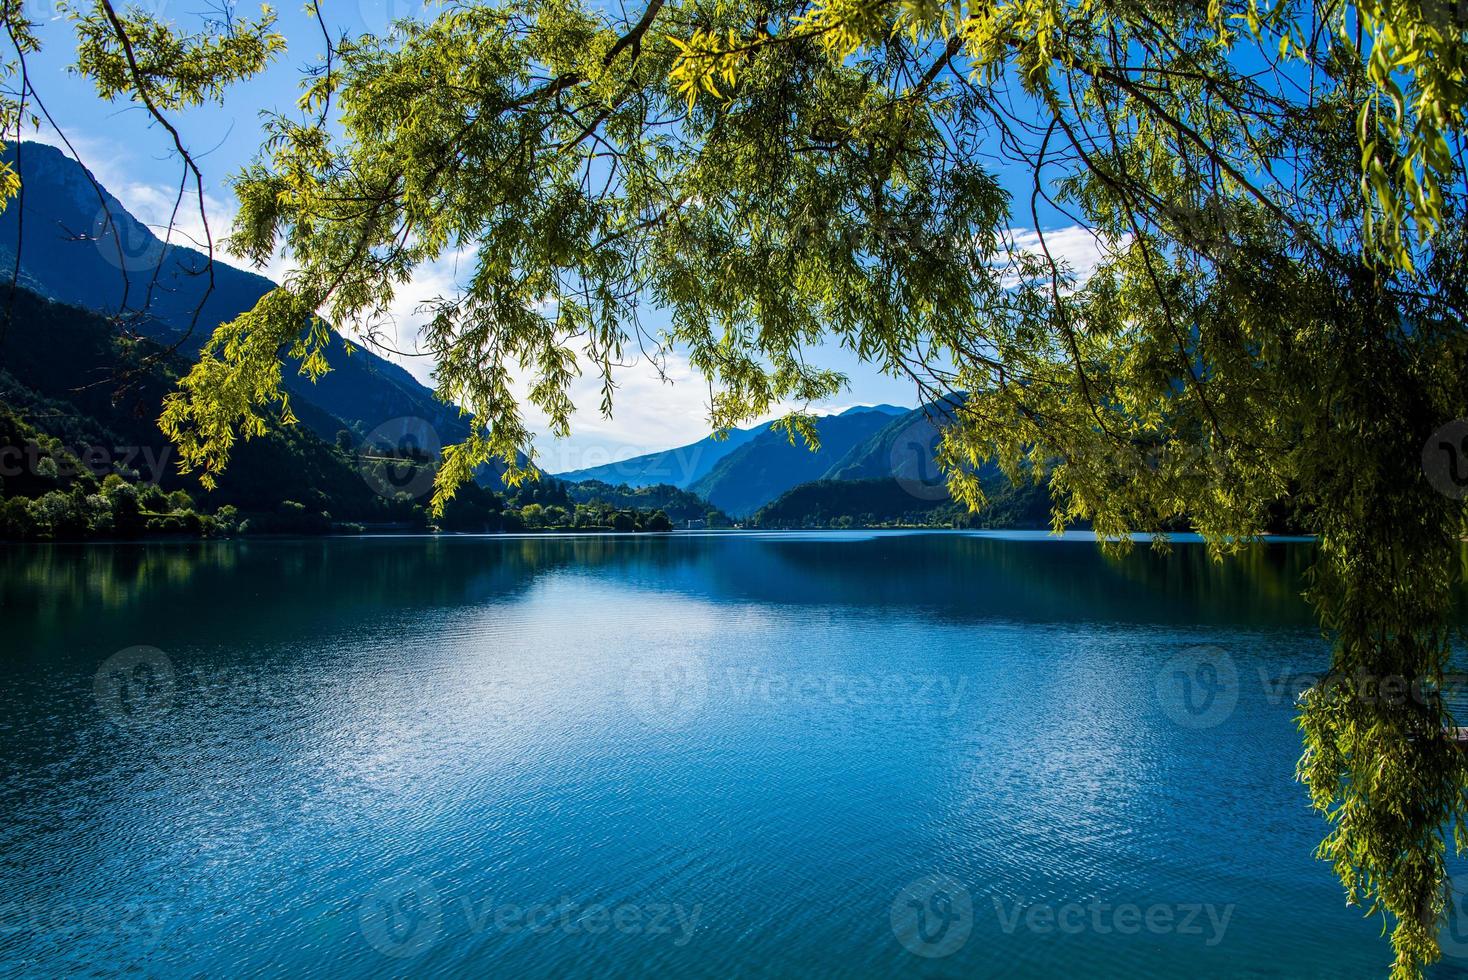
xmin=1 ymin=531 xmax=1464 ymax=977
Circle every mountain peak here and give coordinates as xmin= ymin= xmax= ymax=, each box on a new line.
xmin=838 ymin=404 xmax=908 ymax=417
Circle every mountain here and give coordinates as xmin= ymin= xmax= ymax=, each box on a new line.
xmin=822 ymin=398 xmax=964 ymax=484
xmin=838 ymin=404 xmax=907 ymax=417
xmin=750 ymin=477 xmax=1052 ymax=529
xmin=0 ymin=286 xmax=443 ymax=525
xmin=0 ymin=287 xmax=691 ymax=538
xmin=551 ymin=424 xmax=763 ymax=488
xmin=0 ymin=142 xmax=470 ymax=446
xmin=550 ymin=405 xmax=913 ymax=491
xmin=550 ymin=401 xmax=954 ymax=519
xmin=687 ymin=410 xmax=899 ymax=516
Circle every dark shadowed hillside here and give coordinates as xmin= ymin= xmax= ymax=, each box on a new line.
xmin=687 ymin=409 xmax=899 ymax=516
xmin=0 ymin=142 xmax=469 ymax=446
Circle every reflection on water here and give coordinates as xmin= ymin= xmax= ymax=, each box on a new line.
xmin=0 ymin=532 xmax=1462 ymax=978
xmin=2 ymin=532 xmax=1321 ymax=646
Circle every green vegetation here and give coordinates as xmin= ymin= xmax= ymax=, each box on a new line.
xmin=0 ymin=290 xmax=678 ymax=539
xmin=565 ymin=480 xmax=731 ymax=525
xmin=7 ymin=0 xmax=1468 ymax=973
xmin=752 ymin=477 xmax=1052 ymax=530
xmin=502 ymin=478 xmax=677 ymax=531
xmin=0 ymin=413 xmax=230 ymax=540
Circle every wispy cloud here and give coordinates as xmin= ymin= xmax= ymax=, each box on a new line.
xmin=1004 ymin=224 xmax=1123 ymax=286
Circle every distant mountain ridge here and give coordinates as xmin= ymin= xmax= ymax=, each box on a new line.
xmin=550 ymin=404 xmax=909 ymax=495
xmin=838 ymin=404 xmax=907 ymax=417
xmin=552 ymin=403 xmax=920 ymax=516
xmin=552 ymin=423 xmax=765 ymax=489
xmin=553 ymin=401 xmax=972 ymax=518
xmin=687 ymin=410 xmax=901 ymax=516
xmin=0 ymin=142 xmax=470 ymax=446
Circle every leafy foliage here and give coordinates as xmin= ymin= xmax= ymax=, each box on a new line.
xmin=6 ymin=0 xmax=1468 ymax=973
xmin=0 ymin=289 xmax=682 ymax=538
xmin=565 ymin=479 xmax=729 ymax=522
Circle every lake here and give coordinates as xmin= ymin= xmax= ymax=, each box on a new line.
xmin=1 ymin=531 xmax=1463 ymax=977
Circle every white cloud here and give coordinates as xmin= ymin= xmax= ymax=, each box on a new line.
xmin=327 ymin=247 xmax=477 ymax=391
xmin=1004 ymin=224 xmax=1123 ymax=286
xmin=522 ymin=349 xmax=718 ymax=471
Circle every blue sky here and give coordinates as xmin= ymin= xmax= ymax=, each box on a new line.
xmin=19 ymin=1 xmax=1108 ymax=464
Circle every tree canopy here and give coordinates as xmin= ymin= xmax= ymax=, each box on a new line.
xmin=3 ymin=0 xmax=1468 ymax=974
